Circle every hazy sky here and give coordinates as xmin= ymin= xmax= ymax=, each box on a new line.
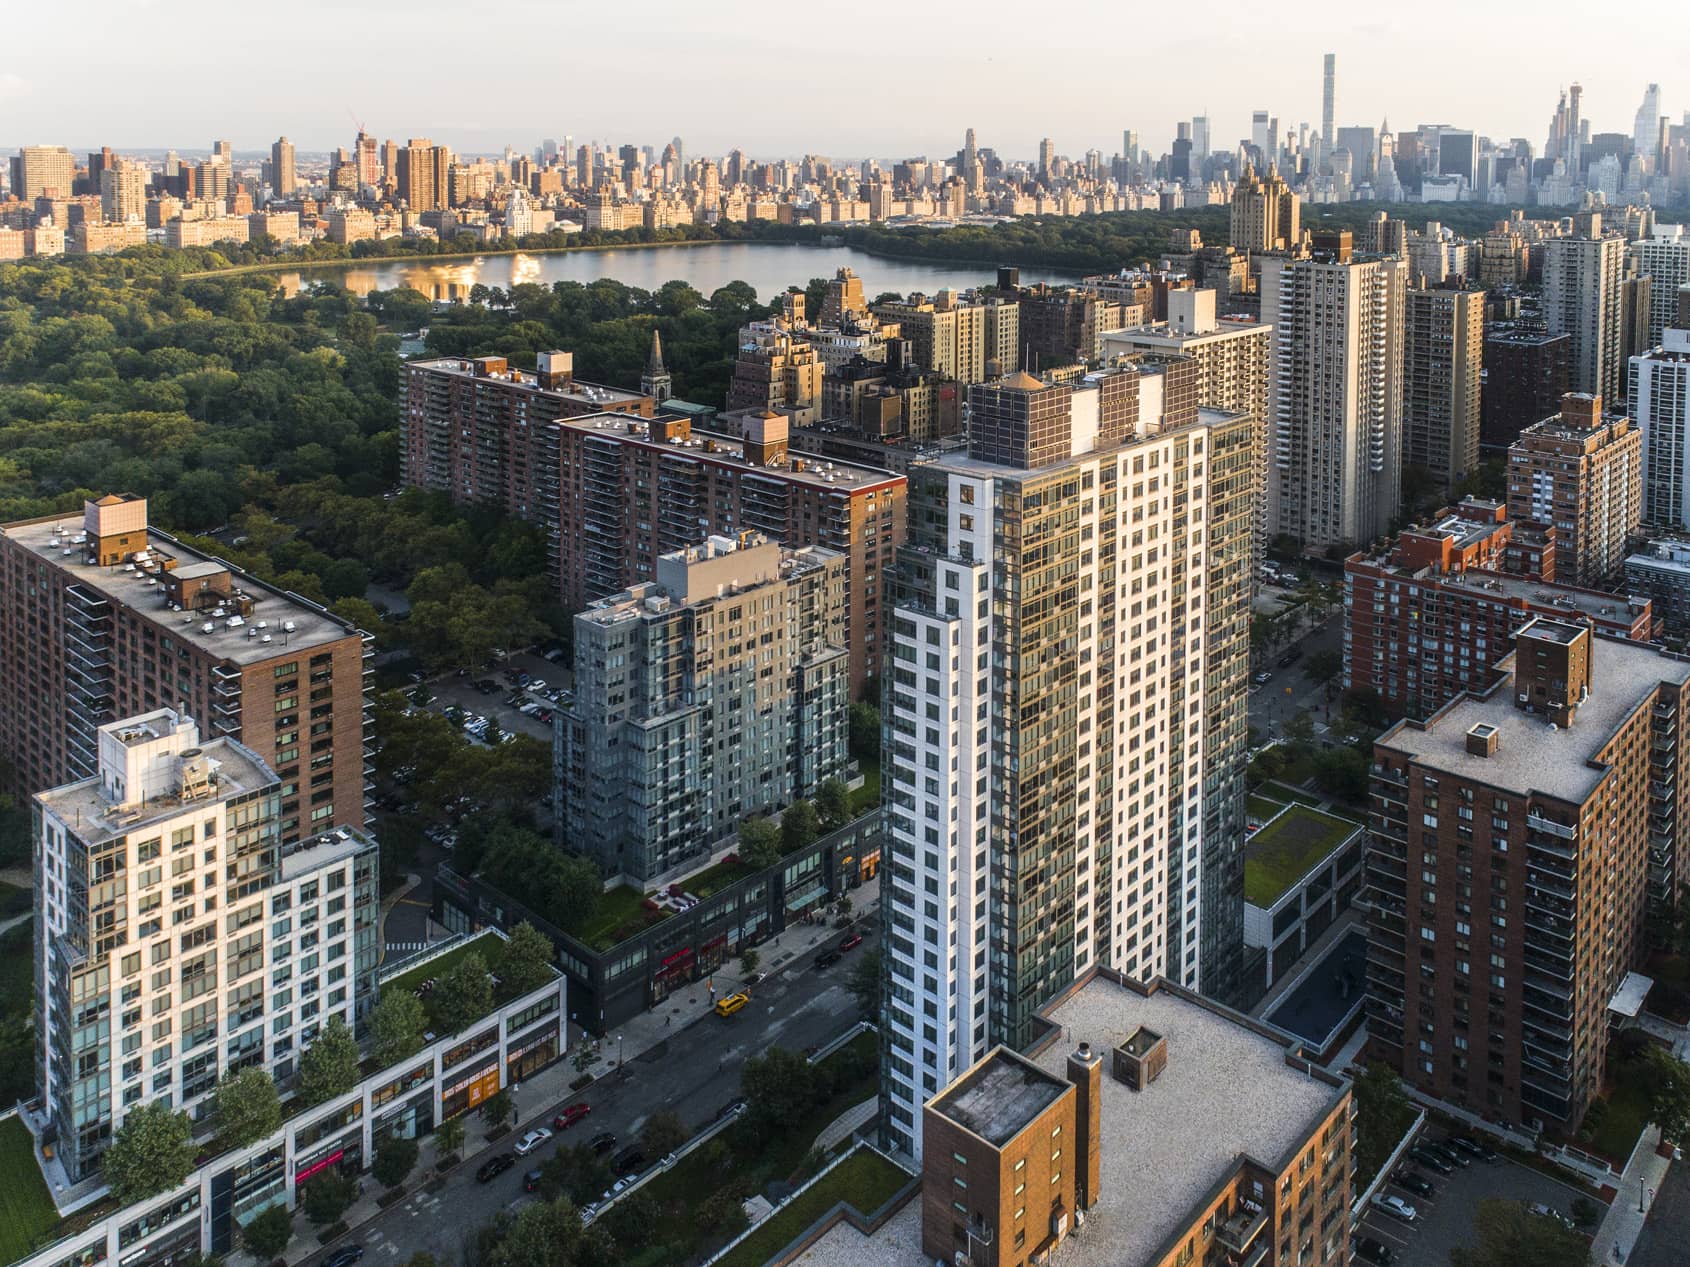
xmin=5 ymin=0 xmax=1687 ymax=161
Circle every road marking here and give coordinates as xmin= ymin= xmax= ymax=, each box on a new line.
xmin=365 ymin=1229 xmax=383 ymax=1241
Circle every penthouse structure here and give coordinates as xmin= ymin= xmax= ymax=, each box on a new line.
xmin=33 ymin=710 xmax=379 ymax=1181
xmin=558 ymin=533 xmax=849 ymax=883
xmin=1366 ymin=622 xmax=1690 ymax=1132
xmin=1345 ymin=500 xmax=1653 ymax=717
xmin=880 ymin=363 xmax=1255 ymax=1154
xmin=1505 ymin=394 xmax=1642 ymax=588
xmin=0 ymin=496 xmax=372 ymax=846
xmin=1626 ymin=538 xmax=1690 ymax=642
xmin=555 ymin=409 xmax=904 ymax=690
xmin=862 ymin=973 xmax=1353 ymax=1267
xmin=400 ymin=352 xmax=653 ymax=513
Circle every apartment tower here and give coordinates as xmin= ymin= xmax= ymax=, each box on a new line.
xmin=1403 ymin=281 xmax=1486 ymax=494
xmin=1634 ymin=329 xmax=1690 ymax=529
xmin=1542 ymin=225 xmax=1626 ymax=403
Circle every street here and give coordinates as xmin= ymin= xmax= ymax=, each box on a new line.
xmin=1249 ymin=610 xmax=1343 ymax=741
xmin=299 ymin=952 xmax=866 ymax=1267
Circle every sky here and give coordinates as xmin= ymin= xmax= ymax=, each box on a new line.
xmin=5 ymin=0 xmax=1689 ymax=162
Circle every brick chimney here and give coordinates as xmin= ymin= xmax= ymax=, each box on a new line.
xmin=1067 ymin=1042 xmax=1102 ymax=1211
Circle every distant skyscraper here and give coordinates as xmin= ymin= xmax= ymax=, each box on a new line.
xmin=355 ymin=131 xmax=381 ymax=189
xmin=1403 ymin=281 xmax=1486 ymax=494
xmin=99 ymin=159 xmax=148 ymax=223
xmin=9 ymin=145 xmax=75 ymax=201
xmin=1230 ymin=164 xmax=1300 ymax=253
xmin=1251 ymin=110 xmax=1271 ymax=159
xmin=1636 ymin=84 xmax=1663 ymax=166
xmin=1629 ymin=224 xmax=1690 ymax=353
xmin=1544 ymin=224 xmax=1626 ymax=401
xmin=1322 ymin=52 xmax=1336 ymax=147
xmin=1263 ymin=248 xmax=1408 ymax=549
xmin=270 ymin=136 xmax=296 ymax=197
xmin=396 ymin=138 xmax=441 ymax=211
xmin=1038 ymin=136 xmax=1055 ymax=182
xmin=1192 ymin=115 xmax=1210 ymax=160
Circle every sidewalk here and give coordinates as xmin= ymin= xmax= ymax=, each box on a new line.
xmin=1593 ymin=1125 xmax=1675 ymax=1266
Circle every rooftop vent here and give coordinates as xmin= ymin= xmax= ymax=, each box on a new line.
xmin=1111 ymin=1026 xmax=1167 ymax=1091
xmin=1466 ymin=722 xmax=1500 ymax=758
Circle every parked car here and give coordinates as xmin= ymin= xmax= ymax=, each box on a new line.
xmin=523 ymin=1167 xmax=544 ymax=1193
xmin=1528 ymin=1202 xmax=1573 ymax=1229
xmin=1252 ymin=670 xmax=1273 ymax=685
xmin=1407 ymin=1145 xmax=1452 ymax=1174
xmin=324 ymin=1248 xmax=365 ymax=1267
xmin=840 ymin=932 xmax=864 ymax=951
xmin=1425 ymin=1141 xmax=1468 ymax=1168
xmin=601 ymin=1177 xmax=634 ymax=1201
xmin=1394 ymin=1170 xmax=1435 ymax=1198
xmin=1277 ymin=649 xmax=1301 ymax=669
xmin=1372 ymin=1194 xmax=1417 ymax=1222
xmin=553 ymin=1103 xmax=592 ymax=1130
xmin=588 ymin=1132 xmax=617 ymax=1155
xmin=1352 ymin=1236 xmax=1394 ymax=1265
xmin=814 ymin=949 xmax=843 ymax=970
xmin=474 ymin=679 xmax=499 ymax=694
xmin=715 ymin=1100 xmax=746 ymax=1122
xmin=612 ymin=1146 xmax=645 ymax=1175
xmin=1447 ymin=1134 xmax=1498 ymax=1162
xmin=513 ymin=1127 xmax=553 ymax=1156
xmin=476 ymin=1153 xmax=516 ymax=1183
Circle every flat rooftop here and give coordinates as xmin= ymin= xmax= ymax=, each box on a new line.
xmin=36 ymin=738 xmax=273 ymax=845
xmin=1245 ymin=804 xmax=1364 ymax=908
xmin=1352 ymin=558 xmax=1645 ymax=628
xmin=792 ymin=977 xmax=1342 ymax=1267
xmin=2 ymin=516 xmax=361 ymax=664
xmin=408 ymin=356 xmax=648 ymax=409
xmin=557 ymin=412 xmax=904 ymax=493
xmin=1379 ymin=635 xmax=1690 ymax=801
xmin=928 ymin=1049 xmax=1068 ymax=1147
xmin=281 ymin=824 xmax=376 ymax=880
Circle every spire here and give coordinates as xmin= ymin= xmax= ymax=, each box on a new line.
xmin=646 ymin=329 xmax=666 ymax=375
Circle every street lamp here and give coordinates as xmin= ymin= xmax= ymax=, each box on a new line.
xmin=618 ymin=1033 xmax=624 ymax=1069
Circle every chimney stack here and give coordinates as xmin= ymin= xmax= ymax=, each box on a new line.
xmin=1067 ymin=1042 xmax=1102 ymax=1211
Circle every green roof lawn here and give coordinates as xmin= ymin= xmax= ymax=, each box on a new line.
xmin=716 ymin=1147 xmax=912 ymax=1267
xmin=570 ymin=884 xmax=666 ymax=951
xmin=1244 ymin=804 xmax=1361 ymax=907
xmin=1247 ymin=794 xmax=1286 ymax=823
xmin=0 ymin=1115 xmax=58 ymax=1264
xmin=380 ymin=931 xmax=516 ymax=1030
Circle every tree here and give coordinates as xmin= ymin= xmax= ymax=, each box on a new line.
xmin=847 ymin=701 xmax=880 ymax=761
xmin=297 ymin=1017 xmax=360 ymax=1106
xmin=435 ymin=951 xmax=495 ymax=1032
xmin=741 ymin=1046 xmax=819 ymax=1131
xmin=301 ymin=1170 xmax=356 ymax=1225
xmin=539 ymin=1144 xmax=612 ymax=1205
xmin=1570 ymin=1195 xmax=1600 ymax=1229
xmin=480 ymin=1088 xmax=514 ymax=1130
xmin=500 ymin=922 xmax=555 ymax=997
xmin=1302 ymin=648 xmax=1344 ymax=685
xmin=698 ymin=1187 xmax=750 ymax=1238
xmin=738 ymin=816 xmax=781 ymax=870
xmin=738 ymin=949 xmax=760 ymax=978
xmin=435 ymin=1116 xmax=465 ymax=1162
xmin=1643 ymin=1047 xmax=1690 ymax=1145
xmin=212 ymin=1066 xmax=282 ymax=1147
xmin=373 ymin=1135 xmax=420 ymax=1189
xmin=1285 ymin=709 xmax=1315 ymax=744
xmin=371 ymin=989 xmax=428 ymax=1068
xmin=102 ymin=1101 xmax=196 ymax=1203
xmin=815 ymin=777 xmax=851 ymax=830
xmin=242 ymin=1203 xmax=293 ymax=1260
xmin=1450 ymin=1198 xmax=1587 ymax=1267
xmin=1351 ymin=1063 xmax=1414 ymax=1182
xmin=640 ymin=1109 xmax=688 ymax=1157
xmin=847 ymin=947 xmax=882 ymax=1015
xmin=782 ymin=799 xmax=820 ymax=853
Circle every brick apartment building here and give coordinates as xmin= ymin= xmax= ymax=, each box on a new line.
xmin=1366 ymin=621 xmax=1690 ymax=1133
xmin=0 ymin=495 xmax=371 ymax=846
xmin=1480 ymin=325 xmax=1570 ymax=453
xmin=1345 ymin=499 xmax=1654 ymax=717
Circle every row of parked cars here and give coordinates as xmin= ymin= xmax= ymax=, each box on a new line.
xmin=1360 ymin=1132 xmax=1501 ymax=1259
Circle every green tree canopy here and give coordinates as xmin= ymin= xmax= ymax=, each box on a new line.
xmin=781 ymin=799 xmax=819 ymax=853
xmin=500 ymin=922 xmax=556 ymax=997
xmin=102 ymin=1101 xmax=196 ymax=1203
xmin=1450 ymin=1198 xmax=1588 ymax=1267
xmin=815 ymin=777 xmax=851 ymax=830
xmin=640 ymin=1110 xmax=688 ymax=1157
xmin=738 ymin=817 xmax=780 ymax=870
xmin=242 ymin=1204 xmax=294 ymax=1259
xmin=297 ymin=1017 xmax=360 ymax=1106
xmin=212 ymin=1066 xmax=282 ymax=1147
xmin=371 ymin=989 xmax=428 ymax=1068
xmin=301 ymin=1169 xmax=356 ymax=1225
xmin=741 ymin=1046 xmax=819 ymax=1132
xmin=373 ymin=1135 xmax=420 ymax=1189
xmin=436 ymin=951 xmax=496 ymax=1032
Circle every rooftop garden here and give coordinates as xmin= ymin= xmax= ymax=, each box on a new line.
xmin=716 ymin=1145 xmax=913 ymax=1267
xmin=0 ymin=1115 xmax=57 ymax=1264
xmin=570 ymin=885 xmax=667 ymax=952
xmin=380 ymin=927 xmax=557 ymax=1033
xmin=1244 ymin=804 xmax=1361 ymax=907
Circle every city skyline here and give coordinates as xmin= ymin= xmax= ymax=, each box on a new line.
xmin=4 ymin=2 xmax=1687 ymax=159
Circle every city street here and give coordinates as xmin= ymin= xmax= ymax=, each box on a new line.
xmin=1248 ymin=611 xmax=1343 ymax=741
xmin=294 ymin=948 xmax=867 ymax=1267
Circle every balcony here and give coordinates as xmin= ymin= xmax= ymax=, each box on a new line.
xmin=1216 ymin=1204 xmax=1268 ymax=1254
xmin=1526 ymin=811 xmax=1576 ymax=841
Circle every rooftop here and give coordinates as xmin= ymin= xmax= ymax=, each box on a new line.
xmin=2 ymin=516 xmax=363 ymax=664
xmin=36 ymin=737 xmax=274 ymax=845
xmin=556 ymin=412 xmax=903 ymax=493
xmin=1245 ymin=804 xmax=1365 ymax=908
xmin=280 ymin=824 xmax=376 ymax=881
xmin=407 ymin=355 xmax=647 ymax=409
xmin=1378 ymin=634 xmax=1690 ymax=801
xmin=928 ymin=1049 xmax=1069 ymax=1147
xmin=1351 ymin=559 xmax=1647 ymax=629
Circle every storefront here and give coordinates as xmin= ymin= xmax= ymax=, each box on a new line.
xmin=209 ymin=1147 xmax=286 ymax=1255
xmin=371 ymin=1062 xmax=436 ymax=1144
xmin=116 ymin=1193 xmax=201 ymax=1267
xmin=504 ymin=1020 xmax=560 ymax=1083
xmin=649 ymin=945 xmax=696 ymax=1004
xmin=293 ymin=1127 xmax=363 ymax=1191
xmin=441 ymin=1057 xmax=500 ymax=1119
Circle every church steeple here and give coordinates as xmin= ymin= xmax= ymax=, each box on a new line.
xmin=641 ymin=329 xmax=672 ymax=404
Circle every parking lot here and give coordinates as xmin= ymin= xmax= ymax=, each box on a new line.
xmin=414 ymin=648 xmax=572 ymax=746
xmin=1353 ymin=1127 xmax=1603 ymax=1265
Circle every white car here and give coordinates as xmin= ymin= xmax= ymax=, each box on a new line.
xmin=513 ymin=1127 xmax=553 ymax=1156
xmin=1372 ymin=1193 xmax=1417 ymax=1222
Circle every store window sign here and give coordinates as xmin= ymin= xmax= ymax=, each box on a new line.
xmin=294 ymin=1148 xmax=345 ymax=1186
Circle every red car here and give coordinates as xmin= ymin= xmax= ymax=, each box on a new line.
xmin=840 ymin=933 xmax=864 ymax=951
xmin=553 ymin=1103 xmax=592 ymax=1130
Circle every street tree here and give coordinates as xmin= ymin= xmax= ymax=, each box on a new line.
xmin=242 ymin=1204 xmax=294 ymax=1260
xmin=847 ymin=947 xmax=882 ymax=1015
xmin=1643 ymin=1047 xmax=1690 ymax=1145
xmin=103 ymin=1101 xmax=196 ymax=1203
xmin=741 ymin=1046 xmax=818 ymax=1131
xmin=297 ymin=1017 xmax=360 ymax=1106
xmin=371 ymin=989 xmax=428 ymax=1067
xmin=539 ymin=1144 xmax=612 ymax=1205
xmin=640 ymin=1110 xmax=688 ymax=1157
xmin=373 ymin=1135 xmax=420 ymax=1190
xmin=301 ymin=1170 xmax=356 ymax=1225
xmin=480 ymin=1089 xmax=514 ymax=1130
xmin=435 ymin=1116 xmax=465 ymax=1162
xmin=212 ymin=1066 xmax=282 ymax=1147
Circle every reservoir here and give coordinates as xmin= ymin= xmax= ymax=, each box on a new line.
xmin=275 ymin=241 xmax=1078 ymax=304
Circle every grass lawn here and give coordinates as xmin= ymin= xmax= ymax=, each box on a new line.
xmin=1264 ymin=779 xmax=1322 ymax=807
xmin=1586 ymin=1078 xmax=1651 ymax=1164
xmin=1244 ymin=804 xmax=1360 ymax=907
xmin=1247 ymin=794 xmax=1286 ymax=823
xmin=685 ymin=858 xmax=759 ymax=901
xmin=851 ymin=756 xmax=881 ymax=816
xmin=381 ymin=930 xmax=517 ymax=1030
xmin=0 ymin=1115 xmax=58 ymax=1264
xmin=0 ymin=882 xmax=29 ymax=920
xmin=569 ymin=884 xmax=667 ymax=951
xmin=716 ymin=1147 xmax=911 ymax=1267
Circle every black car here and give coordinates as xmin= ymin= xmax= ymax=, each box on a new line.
xmin=1426 ymin=1141 xmax=1468 ymax=1168
xmin=523 ymin=1167 xmax=544 ymax=1193
xmin=1277 ymin=649 xmax=1301 ymax=669
xmin=1447 ymin=1134 xmax=1498 ymax=1162
xmin=1395 ymin=1170 xmax=1435 ymax=1198
xmin=612 ymin=1146 xmax=645 ymax=1176
xmin=324 ymin=1249 xmax=365 ymax=1267
xmin=476 ymin=1153 xmax=516 ymax=1183
xmin=475 ymin=679 xmax=499 ymax=694
xmin=1407 ymin=1145 xmax=1452 ymax=1175
xmin=588 ymin=1132 xmax=617 ymax=1155
xmin=814 ymin=949 xmax=843 ymax=970
xmin=1352 ymin=1237 xmax=1394 ymax=1265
